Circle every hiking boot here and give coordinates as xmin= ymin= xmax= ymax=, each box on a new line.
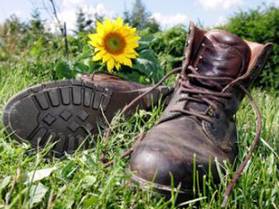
xmin=129 ymin=23 xmax=272 ymax=197
xmin=2 ymin=73 xmax=172 ymax=156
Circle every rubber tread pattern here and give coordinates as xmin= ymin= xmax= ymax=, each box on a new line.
xmin=3 ymin=80 xmax=113 ymax=156
xmin=3 ymin=79 xmax=171 ymax=156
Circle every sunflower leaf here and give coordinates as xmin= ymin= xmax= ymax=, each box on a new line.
xmin=133 ymin=49 xmax=164 ymax=83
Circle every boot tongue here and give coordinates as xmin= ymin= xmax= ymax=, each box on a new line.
xmin=185 ymin=30 xmax=251 ymax=114
xmin=192 ymin=30 xmax=251 ymax=84
xmin=159 ymin=29 xmax=252 ymax=124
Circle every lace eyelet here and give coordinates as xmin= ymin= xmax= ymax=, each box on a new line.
xmin=210 ymin=123 xmax=216 ymax=130
xmin=208 ymin=109 xmax=214 ymax=117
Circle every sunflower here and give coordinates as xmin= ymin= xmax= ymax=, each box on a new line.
xmin=88 ymin=17 xmax=140 ymax=72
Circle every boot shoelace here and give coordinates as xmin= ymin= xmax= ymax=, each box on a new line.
xmin=170 ymin=65 xmax=234 ymax=124
xmin=104 ymin=66 xmax=262 ymax=208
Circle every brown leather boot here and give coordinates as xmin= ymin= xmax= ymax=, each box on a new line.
xmin=129 ymin=23 xmax=272 ymax=199
xmin=2 ymin=73 xmax=171 ymax=156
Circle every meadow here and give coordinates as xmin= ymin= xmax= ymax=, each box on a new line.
xmin=0 ymin=51 xmax=278 ymax=209
xmin=0 ymin=3 xmax=278 ymax=209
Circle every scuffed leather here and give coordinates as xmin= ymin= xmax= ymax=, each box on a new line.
xmin=80 ymin=73 xmax=146 ymax=91
xmin=129 ymin=22 xmax=272 ymax=192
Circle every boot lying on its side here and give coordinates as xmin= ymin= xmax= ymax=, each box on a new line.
xmin=2 ymin=73 xmax=172 ymax=156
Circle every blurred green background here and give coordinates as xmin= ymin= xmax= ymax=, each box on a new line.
xmin=0 ymin=1 xmax=278 ymax=88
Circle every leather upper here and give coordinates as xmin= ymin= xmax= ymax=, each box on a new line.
xmin=80 ymin=73 xmax=146 ymax=91
xmin=129 ymin=22 xmax=272 ymax=191
xmin=193 ymin=30 xmax=251 ymax=79
xmin=79 ymin=72 xmax=172 ymax=115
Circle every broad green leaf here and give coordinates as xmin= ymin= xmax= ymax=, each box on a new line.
xmin=26 ymin=167 xmax=57 ymax=184
xmin=29 ymin=183 xmax=48 ymax=207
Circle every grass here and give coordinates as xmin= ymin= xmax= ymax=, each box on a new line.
xmin=0 ymin=64 xmax=278 ymax=209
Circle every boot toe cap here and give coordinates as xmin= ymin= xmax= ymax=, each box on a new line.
xmin=129 ymin=143 xmax=187 ymax=187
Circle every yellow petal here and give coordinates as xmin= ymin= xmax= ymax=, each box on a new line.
xmin=107 ymin=59 xmax=115 ymax=72
xmin=103 ymin=54 xmax=112 ymax=62
xmin=96 ymin=21 xmax=104 ymax=33
xmin=121 ymin=57 xmax=132 ymax=67
xmin=88 ymin=17 xmax=140 ymax=72
xmin=115 ymin=62 xmax=121 ymax=70
xmin=88 ymin=39 xmax=103 ymax=48
xmin=103 ymin=19 xmax=113 ymax=32
xmin=115 ymin=17 xmax=124 ymax=26
xmin=88 ymin=34 xmax=98 ymax=40
xmin=125 ymin=53 xmax=137 ymax=59
xmin=93 ymin=51 xmax=104 ymax=61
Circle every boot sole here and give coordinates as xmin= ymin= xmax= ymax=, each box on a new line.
xmin=3 ymin=80 xmax=171 ymax=156
xmin=131 ymin=174 xmax=188 ymax=194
